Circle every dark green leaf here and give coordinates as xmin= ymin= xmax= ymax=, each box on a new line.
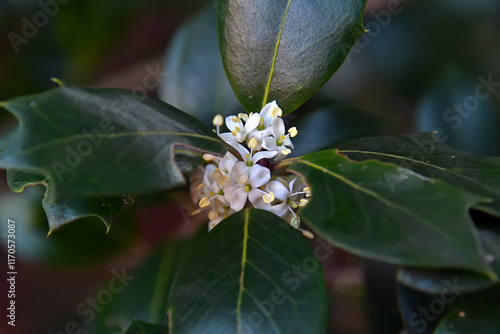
xmin=7 ymin=169 xmax=132 ymax=231
xmin=287 ymin=150 xmax=493 ymax=274
xmin=337 ymin=132 xmax=500 ymax=216
xmin=87 ymin=231 xmax=205 ymax=333
xmin=291 ymin=102 xmax=391 ymax=157
xmin=0 ymin=125 xmax=17 ymax=152
xmin=168 ymin=209 xmax=327 ymax=334
xmin=160 ymin=4 xmax=244 ymax=124
xmin=398 ymin=222 xmax=500 ymax=294
xmin=0 ymin=186 xmax=137 ymax=266
xmin=123 ymin=320 xmax=168 ymax=334
xmin=218 ymin=0 xmax=366 ymax=114
xmin=397 ymin=283 xmax=456 ymax=334
xmin=0 ymin=84 xmax=227 ymax=202
xmin=435 ymin=290 xmax=500 ymax=334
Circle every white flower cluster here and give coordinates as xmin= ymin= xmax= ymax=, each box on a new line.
xmin=190 ymin=101 xmax=312 ymax=237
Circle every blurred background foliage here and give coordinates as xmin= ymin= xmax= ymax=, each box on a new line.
xmin=1 ymin=0 xmax=500 ymax=333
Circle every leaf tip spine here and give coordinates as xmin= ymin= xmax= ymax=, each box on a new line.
xmin=51 ymin=78 xmax=65 ymax=87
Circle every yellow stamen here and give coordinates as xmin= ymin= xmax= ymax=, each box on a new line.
xmin=244 ymin=184 xmax=252 ymax=193
xmin=231 ymin=116 xmax=240 ymax=123
xmin=290 ymin=217 xmax=300 ymax=228
xmin=281 ymin=148 xmax=292 ymax=156
xmin=212 ymin=170 xmax=223 ymax=181
xmin=191 ymin=208 xmax=202 ymax=216
xmin=301 ymin=230 xmax=314 ymax=239
xmin=219 ymin=176 xmax=230 ymax=186
xmin=196 ymin=183 xmax=205 ymax=190
xmin=299 ymin=199 xmax=309 ymax=207
xmin=199 ymin=197 xmax=210 ymax=208
xmin=292 ymin=203 xmax=298 ymax=209
xmin=213 ymin=114 xmax=223 ymax=126
xmin=203 ymin=153 xmax=215 ymax=161
xmin=263 ymin=192 xmax=275 ymax=204
xmin=208 ymin=209 xmax=219 ymax=221
xmin=238 ymin=113 xmax=249 ymax=121
xmin=271 ymin=107 xmax=282 ymax=117
xmin=288 ymin=127 xmax=298 ymax=137
xmin=238 ymin=175 xmax=249 ymax=185
xmin=280 ymin=134 xmax=286 ymax=141
xmin=248 ymin=137 xmax=258 ymax=149
xmin=232 ymin=130 xmax=237 ymax=136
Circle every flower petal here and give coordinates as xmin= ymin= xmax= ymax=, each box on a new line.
xmin=252 ymin=149 xmax=278 ymax=163
xmin=271 ymin=117 xmax=285 ymax=139
xmin=248 ymin=189 xmax=269 ymax=209
xmin=229 ymin=187 xmax=247 ymax=211
xmin=266 ymin=180 xmax=290 ymax=201
xmin=268 ymin=203 xmax=289 ymax=217
xmin=248 ymin=165 xmax=271 ymax=188
xmin=245 ymin=112 xmax=260 ymax=132
xmin=219 ymin=132 xmax=237 ymax=143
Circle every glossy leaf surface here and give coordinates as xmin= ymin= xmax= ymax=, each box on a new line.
xmin=337 ymin=133 xmax=500 ymax=216
xmin=288 ymin=150 xmax=492 ymax=274
xmin=123 ymin=320 xmax=168 ymax=334
xmin=160 ymin=5 xmax=243 ymax=124
xmin=218 ymin=0 xmax=366 ymax=114
xmin=0 ymin=84 xmax=227 ymax=201
xmin=168 ymin=209 xmax=327 ymax=334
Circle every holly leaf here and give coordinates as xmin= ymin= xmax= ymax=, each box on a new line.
xmin=88 ymin=230 xmax=206 ymax=333
xmin=160 ymin=4 xmax=244 ymax=124
xmin=397 ymin=283 xmax=456 ymax=334
xmin=7 ymin=169 xmax=132 ymax=231
xmin=123 ymin=320 xmax=168 ymax=334
xmin=434 ymin=290 xmax=500 ymax=334
xmin=337 ymin=132 xmax=500 ymax=216
xmin=398 ymin=222 xmax=500 ymax=294
xmin=0 ymin=83 xmax=227 ymax=201
xmin=287 ymin=150 xmax=493 ymax=275
xmin=218 ymin=0 xmax=366 ymax=114
xmin=0 ymin=185 xmax=137 ymax=266
xmin=168 ymin=209 xmax=327 ymax=333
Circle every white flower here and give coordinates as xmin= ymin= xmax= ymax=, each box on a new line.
xmin=223 ymin=161 xmax=271 ymax=211
xmin=204 ymin=151 xmax=239 ymax=175
xmin=219 ymin=113 xmax=260 ymax=143
xmin=249 ymin=177 xmax=309 ymax=228
xmin=230 ymin=140 xmax=277 ymax=166
xmin=247 ymin=100 xmax=283 ymax=149
xmin=192 ymin=101 xmax=311 ymax=237
xmin=262 ymin=117 xmax=297 ymax=160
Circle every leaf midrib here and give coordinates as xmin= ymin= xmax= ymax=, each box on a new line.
xmin=295 ymin=159 xmax=470 ymax=247
xmin=338 ymin=149 xmax=500 ymax=196
xmin=236 ymin=210 xmax=250 ymax=334
xmin=261 ymin=0 xmax=293 ymax=108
